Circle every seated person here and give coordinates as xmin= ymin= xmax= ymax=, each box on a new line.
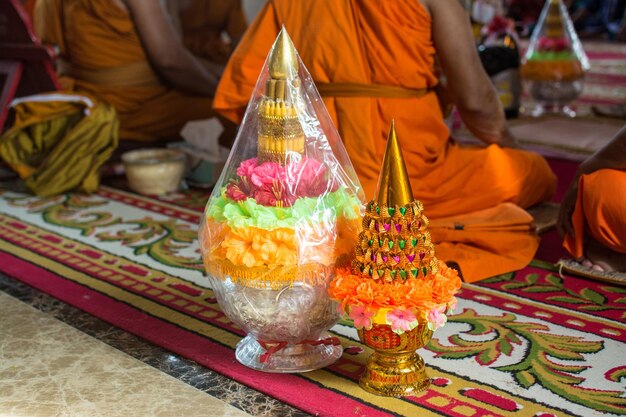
xmin=571 ymin=0 xmax=626 ymax=41
xmin=558 ymin=125 xmax=626 ymax=275
xmin=34 ymin=0 xmax=247 ymax=142
xmin=214 ymin=0 xmax=557 ymax=281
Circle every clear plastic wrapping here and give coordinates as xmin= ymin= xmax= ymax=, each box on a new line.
xmin=198 ymin=29 xmax=364 ymax=372
xmin=521 ymin=0 xmax=590 ymax=113
xmin=522 ymin=0 xmax=589 ymax=82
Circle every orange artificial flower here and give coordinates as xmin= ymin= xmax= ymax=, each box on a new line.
xmin=221 ymin=227 xmax=263 ymax=268
xmin=270 ymin=228 xmax=298 ymax=265
xmin=355 ymin=282 xmax=375 ymax=306
xmin=328 ymin=260 xmax=460 ymax=313
xmin=296 ymin=221 xmax=335 ymax=266
xmin=201 ymin=219 xmax=227 ymax=259
xmin=431 ymin=263 xmax=462 ymax=304
xmin=217 ymin=226 xmax=299 ymax=268
xmin=334 ymin=217 xmax=361 ymax=259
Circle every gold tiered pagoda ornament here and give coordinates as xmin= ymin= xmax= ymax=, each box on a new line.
xmin=257 ymin=31 xmax=305 ymax=163
xmin=521 ymin=0 xmax=589 ymax=116
xmin=329 ymin=122 xmax=462 ymax=396
xmin=199 ymin=29 xmax=364 ymax=373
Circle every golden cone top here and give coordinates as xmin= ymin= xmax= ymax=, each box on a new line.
xmin=375 ymin=121 xmax=414 ymax=208
xmin=268 ymin=28 xmax=298 ymax=81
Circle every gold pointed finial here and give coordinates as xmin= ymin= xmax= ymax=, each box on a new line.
xmin=269 ymin=27 xmax=298 ymax=80
xmin=545 ymin=0 xmax=565 ymax=38
xmin=375 ymin=120 xmax=413 ymax=207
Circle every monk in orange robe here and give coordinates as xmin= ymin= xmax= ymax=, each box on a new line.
xmin=558 ymin=125 xmax=626 ymax=275
xmin=34 ymin=0 xmax=246 ymax=142
xmin=214 ymin=0 xmax=557 ymax=281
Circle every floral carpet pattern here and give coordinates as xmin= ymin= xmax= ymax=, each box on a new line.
xmin=1 ymin=184 xmax=624 ymax=417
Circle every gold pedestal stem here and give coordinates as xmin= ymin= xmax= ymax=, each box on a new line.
xmin=359 ymin=350 xmax=430 ymax=397
xmin=357 ymin=323 xmax=433 ymax=397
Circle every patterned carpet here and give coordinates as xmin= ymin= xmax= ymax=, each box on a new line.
xmin=1 ymin=184 xmax=624 ymax=417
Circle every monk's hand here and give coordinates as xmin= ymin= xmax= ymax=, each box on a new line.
xmin=557 ymin=181 xmax=578 ymax=239
xmin=497 ymin=127 xmax=520 ymax=149
xmin=199 ymin=58 xmax=226 ymax=80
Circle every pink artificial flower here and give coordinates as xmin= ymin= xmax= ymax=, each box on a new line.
xmin=349 ymin=305 xmax=375 ymax=330
xmin=386 ymin=309 xmax=418 ymax=334
xmin=236 ymin=158 xmax=258 ymax=179
xmin=537 ymin=37 xmax=570 ymax=53
xmin=537 ymin=37 xmax=553 ymax=51
xmin=427 ymin=305 xmax=448 ymax=331
xmin=253 ymin=176 xmax=296 ymax=207
xmin=253 ymin=189 xmax=277 ymax=206
xmin=287 ymin=156 xmax=332 ymax=198
xmin=553 ymin=38 xmax=570 ymax=52
xmin=250 ymin=162 xmax=286 ymax=188
xmin=225 ymin=182 xmax=248 ymax=202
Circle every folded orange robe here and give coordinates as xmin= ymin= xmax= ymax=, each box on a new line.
xmin=214 ymin=0 xmax=557 ymax=282
xmin=564 ymin=169 xmax=626 ymax=258
xmin=34 ymin=0 xmax=245 ymax=142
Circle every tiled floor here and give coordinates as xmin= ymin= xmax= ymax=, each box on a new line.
xmin=0 ymin=274 xmax=310 ymax=417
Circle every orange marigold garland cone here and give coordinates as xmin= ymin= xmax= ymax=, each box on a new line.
xmin=521 ymin=0 xmax=589 ymax=117
xmin=199 ymin=29 xmax=364 ymax=372
xmin=329 ymin=122 xmax=462 ymax=396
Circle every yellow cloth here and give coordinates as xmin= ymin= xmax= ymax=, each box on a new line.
xmin=34 ymin=0 xmax=245 ymax=142
xmin=0 ymin=93 xmax=118 ymax=196
xmin=214 ymin=0 xmax=557 ymax=281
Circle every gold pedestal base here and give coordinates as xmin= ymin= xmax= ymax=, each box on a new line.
xmin=359 ymin=350 xmax=430 ymax=397
xmin=357 ymin=323 xmax=433 ymax=397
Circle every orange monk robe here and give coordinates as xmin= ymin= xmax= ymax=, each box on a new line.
xmin=34 ymin=0 xmax=246 ymax=142
xmin=214 ymin=0 xmax=557 ymax=282
xmin=564 ymin=169 xmax=626 ymax=258
xmin=429 ymin=203 xmax=539 ymax=280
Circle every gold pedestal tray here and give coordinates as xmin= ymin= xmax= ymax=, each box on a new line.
xmin=358 ymin=322 xmax=433 ymax=397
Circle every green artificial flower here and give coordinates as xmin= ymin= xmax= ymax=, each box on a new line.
xmin=324 ymin=188 xmax=361 ymax=219
xmin=222 ymin=200 xmax=256 ymax=229
xmin=253 ymin=204 xmax=296 ymax=229
xmin=205 ymin=194 xmax=229 ymax=222
xmin=207 ymin=187 xmax=363 ymax=231
xmin=291 ymin=196 xmax=320 ymax=220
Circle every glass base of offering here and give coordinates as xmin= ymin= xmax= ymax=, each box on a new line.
xmin=526 ymin=79 xmax=584 ymax=117
xmin=209 ymin=276 xmax=341 ymax=372
xmin=529 ymin=103 xmax=578 ymax=118
xmin=360 ymin=350 xmax=430 ymax=397
xmin=235 ymin=333 xmax=342 ymax=373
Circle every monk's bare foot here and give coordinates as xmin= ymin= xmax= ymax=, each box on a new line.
xmin=584 ymin=239 xmax=626 ymax=273
xmin=580 ymin=258 xmax=605 ymax=272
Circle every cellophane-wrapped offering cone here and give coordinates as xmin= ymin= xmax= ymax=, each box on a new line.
xmin=199 ymin=28 xmax=364 ymax=373
xmin=521 ymin=0 xmax=590 ymax=115
xmin=328 ymin=122 xmax=462 ymax=397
